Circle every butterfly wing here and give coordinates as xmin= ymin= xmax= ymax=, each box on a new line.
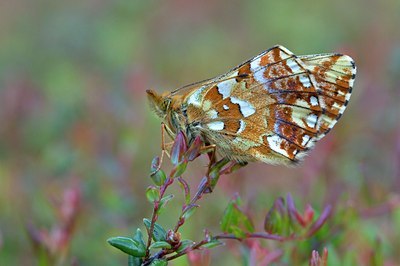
xmin=183 ymin=45 xmax=356 ymax=165
xmin=298 ymin=53 xmax=356 ymax=139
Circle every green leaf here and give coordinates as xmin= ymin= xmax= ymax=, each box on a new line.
xmin=210 ymin=157 xmax=230 ymax=174
xmin=171 ymin=161 xmax=187 ymax=178
xmin=107 ymin=237 xmax=146 ymax=257
xmin=242 ymin=213 xmax=255 ymax=233
xmin=150 ymin=156 xmax=160 ymax=173
xmin=264 ymin=210 xmax=284 ymax=234
xmin=158 ymin=194 xmax=174 ymax=214
xmin=149 ymin=241 xmax=172 ymax=249
xmin=133 ymin=228 xmax=145 ymax=247
xmin=143 ymin=218 xmax=151 ymax=228
xmin=208 ymin=158 xmax=230 ymax=189
xmin=150 ymin=169 xmax=167 ymax=186
xmin=146 ymin=187 xmax=160 ymax=203
xmin=229 ymin=225 xmax=247 ymax=239
xmin=202 ymin=239 xmax=224 ymax=249
xmin=177 ymin=177 xmax=191 ymax=205
xmin=128 ymin=255 xmax=142 ymax=266
xmin=264 ymin=197 xmax=291 ymax=235
xmin=220 ymin=195 xmax=254 ymax=238
xmin=176 ymin=239 xmax=194 ymax=253
xmin=150 ymin=259 xmax=168 ymax=266
xmin=221 ymin=198 xmax=237 ymax=232
xmin=182 ymin=205 xmax=198 ymax=220
xmin=160 ymin=194 xmax=174 ymax=207
xmin=152 ymin=224 xmax=167 ymax=242
xmin=143 ymin=219 xmax=167 ymax=242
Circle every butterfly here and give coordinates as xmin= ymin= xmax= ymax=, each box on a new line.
xmin=147 ymin=45 xmax=356 ymax=165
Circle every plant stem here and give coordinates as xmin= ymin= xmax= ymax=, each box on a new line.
xmin=166 ymin=239 xmax=208 ymax=261
xmin=145 ymin=177 xmax=174 ymax=259
xmin=164 ymin=231 xmax=303 ymax=262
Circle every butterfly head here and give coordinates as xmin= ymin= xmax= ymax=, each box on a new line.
xmin=146 ymin=89 xmax=172 ymax=119
xmin=147 ymin=89 xmax=187 ymax=138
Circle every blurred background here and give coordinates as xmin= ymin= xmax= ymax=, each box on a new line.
xmin=0 ymin=0 xmax=399 ymax=265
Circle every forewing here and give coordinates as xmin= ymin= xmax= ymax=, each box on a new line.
xmin=183 ymin=46 xmax=356 ymax=164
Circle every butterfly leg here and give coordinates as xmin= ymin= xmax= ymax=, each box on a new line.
xmin=152 ymin=123 xmax=173 ymax=174
xmin=200 ymin=143 xmax=217 ymax=166
xmin=220 ymin=161 xmax=248 ymax=175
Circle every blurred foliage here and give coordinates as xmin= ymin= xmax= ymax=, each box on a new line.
xmin=0 ymin=0 xmax=399 ymax=265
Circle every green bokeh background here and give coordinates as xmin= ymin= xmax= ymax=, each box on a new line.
xmin=0 ymin=0 xmax=399 ymax=265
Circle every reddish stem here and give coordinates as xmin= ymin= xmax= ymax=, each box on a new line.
xmin=145 ymin=177 xmax=174 ymax=259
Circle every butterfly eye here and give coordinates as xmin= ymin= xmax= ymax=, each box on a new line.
xmin=181 ymin=106 xmax=188 ymax=117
